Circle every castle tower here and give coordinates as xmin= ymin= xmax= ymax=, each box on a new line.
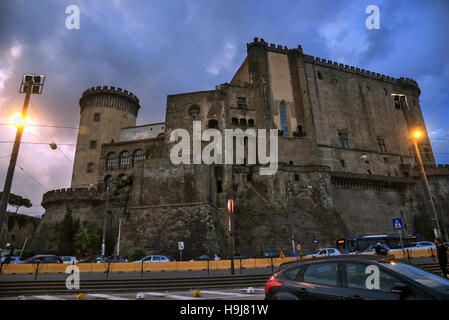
xmin=71 ymin=86 xmax=140 ymax=188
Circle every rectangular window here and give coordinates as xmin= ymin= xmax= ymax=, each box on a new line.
xmin=303 ymin=263 xmax=338 ymax=286
xmin=86 ymin=162 xmax=94 ymax=173
xmin=93 ymin=113 xmax=100 ymax=122
xmin=279 ymin=104 xmax=289 ymax=137
xmin=376 ymin=138 xmax=387 ymax=153
xmin=90 ymin=140 xmax=97 ymax=149
xmin=338 ymin=133 xmax=349 ymax=149
xmin=237 ymin=97 xmax=247 ymax=108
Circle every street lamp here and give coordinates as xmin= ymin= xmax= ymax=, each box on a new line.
xmin=0 ymin=74 xmax=45 ymax=241
xmin=412 ymin=130 xmax=442 ymax=238
xmin=286 ymin=181 xmax=296 ymax=256
xmin=101 ymin=177 xmax=112 ymax=256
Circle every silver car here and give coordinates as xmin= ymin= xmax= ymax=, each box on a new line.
xmin=134 ymin=255 xmax=171 ymax=263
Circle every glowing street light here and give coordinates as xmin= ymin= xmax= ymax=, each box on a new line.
xmin=412 ymin=129 xmax=442 ymax=238
xmin=0 ymin=74 xmax=45 ymax=240
xmin=9 ymin=113 xmax=26 ymax=127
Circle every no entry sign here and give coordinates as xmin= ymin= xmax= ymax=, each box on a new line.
xmin=227 ymin=199 xmax=234 ymax=213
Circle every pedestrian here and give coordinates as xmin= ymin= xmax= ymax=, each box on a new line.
xmin=434 ymin=238 xmax=448 ymax=278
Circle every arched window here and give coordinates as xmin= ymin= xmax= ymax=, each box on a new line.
xmin=119 ymin=151 xmax=130 ymax=169
xmin=248 ymin=119 xmax=254 ymax=127
xmin=133 ymin=149 xmax=145 ymax=164
xmin=279 ymin=103 xmax=289 ymax=137
xmin=231 ymin=117 xmax=238 ymax=125
xmin=240 ymin=118 xmax=247 ymax=126
xmin=106 ymin=152 xmax=116 ymax=170
xmin=104 ymin=175 xmax=112 ymax=190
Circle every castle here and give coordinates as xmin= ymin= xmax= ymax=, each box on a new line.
xmin=29 ymin=38 xmax=449 ymax=258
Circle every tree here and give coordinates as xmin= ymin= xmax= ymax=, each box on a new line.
xmin=0 ymin=192 xmax=32 ymax=213
xmin=74 ymin=227 xmax=100 ymax=257
xmin=54 ymin=208 xmax=80 ymax=255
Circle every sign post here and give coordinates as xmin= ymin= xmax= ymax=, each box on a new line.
xmin=228 ymin=199 xmax=235 ymax=275
xmin=392 ymin=217 xmax=406 ymax=260
xmin=178 ymin=241 xmax=184 ymax=261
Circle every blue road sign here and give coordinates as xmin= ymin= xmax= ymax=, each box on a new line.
xmin=392 ymin=217 xmax=404 ymax=231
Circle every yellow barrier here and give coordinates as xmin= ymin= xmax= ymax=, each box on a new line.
xmin=0 ymin=248 xmax=438 ymax=275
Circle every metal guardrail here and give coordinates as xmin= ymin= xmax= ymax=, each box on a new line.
xmin=0 ymin=248 xmax=438 ymax=277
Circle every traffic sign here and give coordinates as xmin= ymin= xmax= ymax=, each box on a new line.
xmin=227 ymin=199 xmax=234 ymax=213
xmin=392 ymin=217 xmax=404 ymax=231
xmin=296 ymin=244 xmax=302 ymax=251
xmin=178 ymin=241 xmax=184 ymax=251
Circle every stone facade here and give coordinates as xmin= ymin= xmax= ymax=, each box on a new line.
xmin=31 ymin=38 xmax=449 ymax=258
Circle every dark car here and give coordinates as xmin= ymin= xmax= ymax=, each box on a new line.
xmin=265 ymin=254 xmax=449 ymax=300
xmin=23 ymin=255 xmax=63 ymax=264
xmin=78 ymin=255 xmax=107 ymax=263
xmin=104 ymin=255 xmax=128 ymax=263
xmin=190 ymin=254 xmax=220 ymax=261
xmin=258 ymin=251 xmax=281 ymax=258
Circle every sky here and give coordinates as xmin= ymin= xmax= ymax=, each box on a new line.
xmin=0 ymin=0 xmax=448 ymax=217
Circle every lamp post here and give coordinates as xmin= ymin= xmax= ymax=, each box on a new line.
xmin=412 ymin=130 xmax=442 ymax=238
xmin=0 ymin=74 xmax=45 ymax=241
xmin=286 ymin=181 xmax=296 ymax=256
xmin=101 ymin=178 xmax=112 ymax=256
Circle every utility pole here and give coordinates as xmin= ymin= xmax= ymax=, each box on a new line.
xmin=412 ymin=131 xmax=442 ymax=239
xmin=0 ymin=75 xmax=45 ymax=241
xmin=101 ymin=179 xmax=112 ymax=256
xmin=286 ymin=181 xmax=296 ymax=256
xmin=116 ymin=218 xmax=122 ymax=256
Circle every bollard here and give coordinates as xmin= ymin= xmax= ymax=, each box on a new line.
xmin=207 ymin=260 xmax=210 ymax=276
xmin=270 ymin=257 xmax=274 ymax=274
xmin=34 ymin=261 xmax=40 ymax=280
xmin=141 ymin=261 xmax=144 ymax=278
xmin=239 ymin=258 xmax=242 ymax=277
xmin=106 ymin=261 xmax=110 ymax=279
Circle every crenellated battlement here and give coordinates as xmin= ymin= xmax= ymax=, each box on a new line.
xmin=303 ymin=55 xmax=420 ymax=92
xmin=246 ymin=37 xmax=420 ymax=95
xmin=422 ymin=164 xmax=449 ymax=177
xmin=247 ymin=37 xmax=303 ymax=54
xmin=79 ymin=86 xmax=141 ymax=116
xmin=42 ymin=187 xmax=103 ymax=207
xmin=81 ymin=86 xmax=140 ymax=103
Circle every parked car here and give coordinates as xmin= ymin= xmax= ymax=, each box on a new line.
xmin=405 ymin=241 xmax=436 ymax=250
xmin=23 ymin=255 xmax=63 ymax=264
xmin=306 ymin=248 xmax=341 ymax=257
xmin=363 ymin=244 xmax=390 ymax=254
xmin=265 ymin=254 xmax=449 ymax=300
xmin=60 ymin=256 xmax=78 ymax=264
xmin=190 ymin=254 xmax=221 ymax=261
xmin=134 ymin=255 xmax=171 ymax=263
xmin=258 ymin=251 xmax=281 ymax=258
xmin=78 ymin=255 xmax=107 ymax=263
xmin=104 ymin=255 xmax=128 ymax=263
xmin=1 ymin=256 xmax=24 ymax=264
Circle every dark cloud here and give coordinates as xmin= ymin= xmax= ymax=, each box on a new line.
xmin=0 ymin=0 xmax=448 ymax=216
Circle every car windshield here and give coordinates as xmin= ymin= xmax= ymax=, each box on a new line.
xmin=381 ymin=262 xmax=449 ymax=294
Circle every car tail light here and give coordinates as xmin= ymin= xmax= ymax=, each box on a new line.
xmin=265 ymin=275 xmax=282 ymax=295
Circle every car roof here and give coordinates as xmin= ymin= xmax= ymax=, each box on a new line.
xmin=279 ymin=254 xmax=396 ymax=269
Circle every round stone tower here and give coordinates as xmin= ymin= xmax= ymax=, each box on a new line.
xmin=71 ymin=86 xmax=140 ymax=188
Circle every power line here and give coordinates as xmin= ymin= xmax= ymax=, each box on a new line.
xmin=17 ymin=165 xmax=49 ymax=192
xmin=0 ymin=141 xmax=76 ymax=146
xmin=29 ymin=102 xmax=74 ymax=165
xmin=0 ymin=123 xmax=78 ymax=129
